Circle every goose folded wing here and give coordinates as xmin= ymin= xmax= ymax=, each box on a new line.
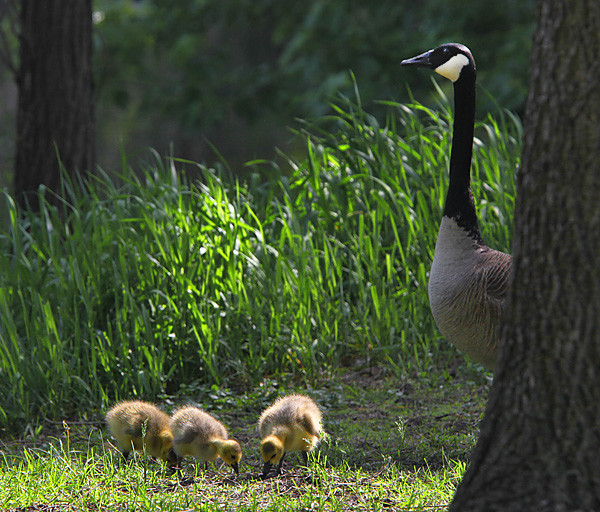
xmin=480 ymin=251 xmax=513 ymax=303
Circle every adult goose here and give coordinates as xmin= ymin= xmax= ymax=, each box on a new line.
xmin=401 ymin=43 xmax=512 ymax=370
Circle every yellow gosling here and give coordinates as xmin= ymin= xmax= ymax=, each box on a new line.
xmin=258 ymin=394 xmax=323 ymax=478
xmin=105 ymin=400 xmax=177 ymax=466
xmin=170 ymin=406 xmax=242 ymax=474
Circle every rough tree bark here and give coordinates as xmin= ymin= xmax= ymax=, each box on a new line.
xmin=15 ymin=0 xmax=94 ymax=211
xmin=450 ymin=0 xmax=600 ymax=510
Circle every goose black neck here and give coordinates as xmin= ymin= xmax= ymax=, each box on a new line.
xmin=444 ymin=66 xmax=481 ymax=239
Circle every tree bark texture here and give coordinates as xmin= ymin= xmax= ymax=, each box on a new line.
xmin=15 ymin=0 xmax=94 ymax=211
xmin=450 ymin=1 xmax=600 ymax=510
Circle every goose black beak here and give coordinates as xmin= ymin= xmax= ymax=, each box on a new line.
xmin=261 ymin=461 xmax=272 ymax=478
xmin=401 ymin=49 xmax=433 ymax=68
xmin=231 ymin=461 xmax=239 ymax=475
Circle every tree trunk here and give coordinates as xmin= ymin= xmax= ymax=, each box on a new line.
xmin=15 ymin=0 xmax=94 ymax=211
xmin=450 ymin=0 xmax=600 ymax=510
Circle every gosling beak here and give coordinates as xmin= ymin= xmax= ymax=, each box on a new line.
xmin=262 ymin=461 xmax=272 ymax=478
xmin=166 ymin=448 xmax=181 ymax=468
xmin=231 ymin=461 xmax=239 ymax=475
xmin=401 ymin=49 xmax=433 ymax=68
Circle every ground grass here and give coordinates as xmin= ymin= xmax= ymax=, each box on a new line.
xmin=0 ymin=366 xmax=489 ymax=511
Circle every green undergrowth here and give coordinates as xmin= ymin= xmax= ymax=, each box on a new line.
xmin=0 ymin=89 xmax=519 ymax=432
xmin=0 ymin=367 xmax=490 ymax=511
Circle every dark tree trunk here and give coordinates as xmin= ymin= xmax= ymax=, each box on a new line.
xmin=15 ymin=0 xmax=94 ymax=211
xmin=450 ymin=0 xmax=600 ymax=510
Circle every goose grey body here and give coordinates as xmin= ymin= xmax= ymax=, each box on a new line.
xmin=402 ymin=43 xmax=512 ymax=370
xmin=429 ymin=217 xmax=512 ymax=369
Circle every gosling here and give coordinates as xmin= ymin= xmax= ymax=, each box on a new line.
xmin=170 ymin=406 xmax=242 ymax=474
xmin=258 ymin=394 xmax=323 ymax=478
xmin=105 ymin=400 xmax=177 ymax=466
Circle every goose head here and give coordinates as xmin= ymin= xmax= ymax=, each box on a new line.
xmin=401 ymin=43 xmax=475 ymax=83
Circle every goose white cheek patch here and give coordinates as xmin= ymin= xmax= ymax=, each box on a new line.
xmin=434 ymin=54 xmax=470 ymax=82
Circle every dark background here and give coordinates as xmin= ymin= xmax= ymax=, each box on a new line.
xmin=0 ymin=0 xmax=536 ymax=185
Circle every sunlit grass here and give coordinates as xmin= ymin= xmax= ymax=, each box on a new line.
xmin=0 ymin=90 xmax=519 ymax=432
xmin=1 ymin=368 xmax=484 ymax=511
xmin=0 ymin=448 xmax=464 ymax=511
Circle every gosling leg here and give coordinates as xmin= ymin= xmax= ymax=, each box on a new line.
xmin=274 ymin=452 xmax=286 ymax=476
xmin=116 ymin=450 xmax=130 ymax=466
xmin=301 ymin=451 xmax=308 ymax=467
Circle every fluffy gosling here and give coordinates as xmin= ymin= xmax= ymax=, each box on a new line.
xmin=258 ymin=394 xmax=323 ymax=478
xmin=170 ymin=406 xmax=242 ymax=474
xmin=105 ymin=400 xmax=177 ymax=466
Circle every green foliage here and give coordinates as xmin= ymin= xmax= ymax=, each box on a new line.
xmin=95 ymin=0 xmax=536 ymax=121
xmin=0 ymin=369 xmax=486 ymax=511
xmin=0 ymin=94 xmax=519 ymax=432
xmin=0 ymin=444 xmax=463 ymax=511
xmin=93 ymin=0 xmax=535 ymax=164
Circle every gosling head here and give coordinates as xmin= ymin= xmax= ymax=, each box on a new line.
xmin=165 ymin=447 xmax=181 ymax=468
xmin=217 ymin=439 xmax=242 ymax=474
xmin=260 ymin=435 xmax=284 ymax=477
xmin=401 ymin=43 xmax=474 ymax=83
xmin=156 ymin=430 xmax=178 ymax=465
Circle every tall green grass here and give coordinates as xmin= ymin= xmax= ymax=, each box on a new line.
xmin=0 ymin=92 xmax=520 ymax=432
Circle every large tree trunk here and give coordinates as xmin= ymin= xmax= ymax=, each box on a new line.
xmin=450 ymin=0 xmax=600 ymax=510
xmin=15 ymin=0 xmax=94 ymax=211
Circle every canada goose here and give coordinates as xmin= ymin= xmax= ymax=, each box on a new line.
xmin=170 ymin=406 xmax=242 ymax=474
xmin=105 ymin=400 xmax=177 ymax=465
xmin=401 ymin=43 xmax=512 ymax=370
xmin=258 ymin=394 xmax=323 ymax=478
